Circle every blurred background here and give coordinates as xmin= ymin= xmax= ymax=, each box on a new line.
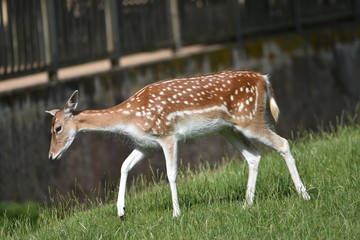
xmin=0 ymin=0 xmax=359 ymax=205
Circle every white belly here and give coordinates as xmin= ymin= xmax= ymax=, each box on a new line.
xmin=175 ymin=117 xmax=230 ymax=140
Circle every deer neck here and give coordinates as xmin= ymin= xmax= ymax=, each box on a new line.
xmin=73 ymin=107 xmax=130 ymax=133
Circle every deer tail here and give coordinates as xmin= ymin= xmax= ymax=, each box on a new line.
xmin=263 ymin=75 xmax=280 ymax=122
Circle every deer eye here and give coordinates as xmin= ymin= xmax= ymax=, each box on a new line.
xmin=55 ymin=126 xmax=62 ymax=133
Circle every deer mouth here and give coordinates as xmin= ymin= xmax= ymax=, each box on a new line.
xmin=48 ymin=151 xmax=63 ymax=160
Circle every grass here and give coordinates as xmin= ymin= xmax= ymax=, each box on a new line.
xmin=1 ymin=124 xmax=360 ymax=239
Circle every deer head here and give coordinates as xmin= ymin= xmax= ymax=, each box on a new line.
xmin=46 ymin=90 xmax=79 ymax=160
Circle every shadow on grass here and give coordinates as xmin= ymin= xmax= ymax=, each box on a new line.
xmin=0 ymin=201 xmax=40 ymax=222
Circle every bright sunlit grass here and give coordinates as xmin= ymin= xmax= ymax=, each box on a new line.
xmin=1 ymin=125 xmax=359 ymax=239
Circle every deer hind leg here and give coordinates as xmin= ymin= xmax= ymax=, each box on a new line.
xmin=159 ymin=136 xmax=181 ymax=217
xmin=117 ymin=149 xmax=146 ymax=218
xmin=221 ymin=129 xmax=261 ymax=208
xmin=239 ymin=126 xmax=310 ymax=201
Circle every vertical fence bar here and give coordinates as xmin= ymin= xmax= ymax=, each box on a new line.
xmin=10 ymin=0 xmax=19 ymax=74
xmin=6 ymin=0 xmax=15 ymax=76
xmin=235 ymin=0 xmax=244 ymax=49
xmin=0 ymin=1 xmax=4 ymax=75
xmin=294 ymin=0 xmax=302 ymax=32
xmin=169 ymin=0 xmax=182 ymax=51
xmin=105 ymin=0 xmax=121 ymax=66
xmin=0 ymin=0 xmax=9 ymax=76
xmin=355 ymin=0 xmax=360 ymax=22
xmin=40 ymin=0 xmax=58 ymax=81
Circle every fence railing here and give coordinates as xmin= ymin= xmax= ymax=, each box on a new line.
xmin=0 ymin=0 xmax=359 ymax=81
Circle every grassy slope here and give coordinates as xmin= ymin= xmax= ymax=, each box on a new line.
xmin=2 ymin=126 xmax=360 ymax=239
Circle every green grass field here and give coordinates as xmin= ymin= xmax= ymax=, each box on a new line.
xmin=1 ymin=125 xmax=359 ymax=239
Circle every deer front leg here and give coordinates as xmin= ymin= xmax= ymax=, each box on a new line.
xmin=160 ymin=136 xmax=180 ymax=217
xmin=117 ymin=149 xmax=146 ymax=218
xmin=242 ymin=149 xmax=261 ymax=208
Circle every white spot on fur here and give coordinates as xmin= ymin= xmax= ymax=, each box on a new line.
xmin=239 ymin=103 xmax=244 ymax=112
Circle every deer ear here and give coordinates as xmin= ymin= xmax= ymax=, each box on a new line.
xmin=64 ymin=90 xmax=79 ymax=114
xmin=45 ymin=109 xmax=60 ymax=116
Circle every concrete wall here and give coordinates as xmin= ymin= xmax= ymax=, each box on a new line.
xmin=1 ymin=24 xmax=359 ymax=203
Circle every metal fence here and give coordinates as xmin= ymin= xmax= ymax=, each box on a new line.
xmin=0 ymin=0 xmax=358 ymax=81
xmin=54 ymin=0 xmax=109 ymax=65
xmin=0 ymin=0 xmax=48 ymax=78
xmin=179 ymin=0 xmax=237 ymax=45
xmin=119 ymin=0 xmax=172 ymax=54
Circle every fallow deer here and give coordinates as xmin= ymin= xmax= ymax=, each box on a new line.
xmin=46 ymin=70 xmax=310 ymax=218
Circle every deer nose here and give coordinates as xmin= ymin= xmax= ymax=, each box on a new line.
xmin=49 ymin=152 xmax=58 ymax=160
xmin=49 ymin=151 xmax=62 ymax=160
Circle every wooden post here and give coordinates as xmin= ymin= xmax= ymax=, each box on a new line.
xmin=169 ymin=0 xmax=182 ymax=51
xmin=40 ymin=0 xmax=58 ymax=82
xmin=105 ymin=0 xmax=121 ymax=66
